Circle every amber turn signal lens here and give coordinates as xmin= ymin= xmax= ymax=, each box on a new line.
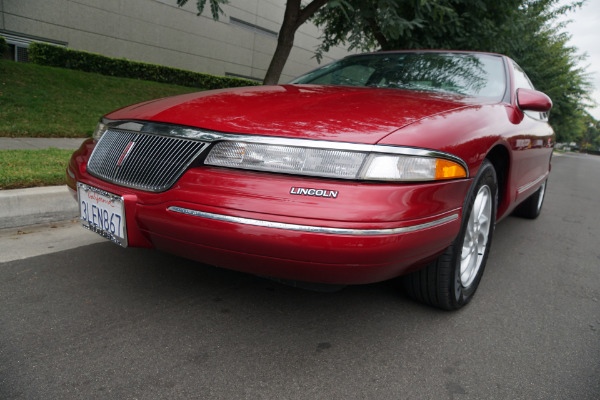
xmin=435 ymin=159 xmax=467 ymax=180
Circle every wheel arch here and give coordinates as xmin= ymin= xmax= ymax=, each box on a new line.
xmin=484 ymin=145 xmax=510 ymax=220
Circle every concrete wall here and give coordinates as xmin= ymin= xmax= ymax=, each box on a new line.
xmin=0 ymin=0 xmax=352 ymax=82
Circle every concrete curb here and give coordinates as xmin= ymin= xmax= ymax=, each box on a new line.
xmin=0 ymin=186 xmax=79 ymax=229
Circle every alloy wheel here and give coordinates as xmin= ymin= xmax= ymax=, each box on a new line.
xmin=460 ymin=185 xmax=492 ymax=287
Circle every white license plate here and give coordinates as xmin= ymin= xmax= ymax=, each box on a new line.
xmin=77 ymin=182 xmax=127 ymax=247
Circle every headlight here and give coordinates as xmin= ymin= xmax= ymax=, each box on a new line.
xmin=205 ymin=141 xmax=466 ymax=181
xmin=93 ymin=121 xmax=108 ymax=140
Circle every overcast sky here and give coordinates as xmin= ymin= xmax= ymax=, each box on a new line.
xmin=557 ymin=0 xmax=600 ymax=119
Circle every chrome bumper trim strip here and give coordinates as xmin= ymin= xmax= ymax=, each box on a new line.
xmin=167 ymin=206 xmax=459 ymax=236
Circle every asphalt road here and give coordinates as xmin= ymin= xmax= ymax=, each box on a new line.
xmin=1 ymin=152 xmax=598 ymax=400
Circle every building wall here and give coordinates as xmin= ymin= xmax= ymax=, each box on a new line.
xmin=0 ymin=0 xmax=352 ymax=82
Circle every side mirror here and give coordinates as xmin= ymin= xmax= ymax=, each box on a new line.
xmin=516 ymin=88 xmax=552 ymax=112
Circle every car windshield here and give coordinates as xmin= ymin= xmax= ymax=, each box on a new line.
xmin=290 ymin=52 xmax=506 ymax=99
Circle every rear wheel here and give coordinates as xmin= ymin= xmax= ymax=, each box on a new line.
xmin=402 ymin=159 xmax=498 ymax=310
xmin=513 ymin=179 xmax=547 ymax=219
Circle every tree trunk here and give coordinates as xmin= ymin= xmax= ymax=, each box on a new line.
xmin=263 ymin=21 xmax=297 ymax=85
xmin=263 ymin=0 xmax=330 ymax=85
xmin=366 ymin=17 xmax=389 ymax=50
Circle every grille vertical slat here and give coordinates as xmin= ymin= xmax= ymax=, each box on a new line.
xmin=147 ymin=134 xmax=174 ymax=187
xmin=87 ymin=129 xmax=208 ymax=192
xmin=119 ymin=133 xmax=150 ymax=184
xmin=96 ymin=131 xmax=135 ymax=179
xmin=108 ymin=132 xmax=135 ymax=178
xmin=155 ymin=139 xmax=188 ymax=186
xmin=153 ymin=146 xmax=178 ymax=187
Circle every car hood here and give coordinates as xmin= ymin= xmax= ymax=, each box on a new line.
xmin=106 ymin=84 xmax=487 ymax=144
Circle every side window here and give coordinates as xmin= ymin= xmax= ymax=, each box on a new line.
xmin=512 ymin=62 xmax=547 ymax=120
xmin=512 ymin=62 xmax=534 ymax=90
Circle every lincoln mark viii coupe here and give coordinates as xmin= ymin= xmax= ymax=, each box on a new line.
xmin=67 ymin=51 xmax=554 ymax=310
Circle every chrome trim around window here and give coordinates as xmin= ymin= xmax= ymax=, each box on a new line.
xmin=101 ymin=118 xmax=469 ymax=176
xmin=167 ymin=206 xmax=459 ymax=236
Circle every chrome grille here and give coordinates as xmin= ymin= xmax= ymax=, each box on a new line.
xmin=87 ymin=129 xmax=208 ymax=192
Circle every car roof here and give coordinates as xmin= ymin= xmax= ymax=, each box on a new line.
xmin=345 ymin=49 xmax=506 ymax=58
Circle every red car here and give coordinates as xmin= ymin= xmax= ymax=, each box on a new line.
xmin=66 ymin=51 xmax=554 ymax=310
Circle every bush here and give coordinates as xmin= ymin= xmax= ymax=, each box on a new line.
xmin=28 ymin=42 xmax=260 ymax=90
xmin=0 ymin=36 xmax=7 ymax=57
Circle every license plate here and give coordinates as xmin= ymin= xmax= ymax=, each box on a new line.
xmin=77 ymin=182 xmax=128 ymax=247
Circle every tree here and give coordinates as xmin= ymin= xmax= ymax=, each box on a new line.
xmin=263 ymin=0 xmax=331 ymax=84
xmin=312 ymin=0 xmax=593 ymax=142
xmin=176 ymin=0 xmax=226 ymax=19
xmin=313 ymin=0 xmax=458 ymax=60
xmin=176 ymin=0 xmax=332 ymax=84
xmin=580 ymin=112 xmax=600 ymax=150
xmin=497 ymin=1 xmax=592 ymax=142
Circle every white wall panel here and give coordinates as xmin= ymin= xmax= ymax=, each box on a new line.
xmin=1 ymin=0 xmax=355 ymax=82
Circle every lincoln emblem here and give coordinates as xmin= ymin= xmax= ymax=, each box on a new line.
xmin=290 ymin=187 xmax=338 ymax=198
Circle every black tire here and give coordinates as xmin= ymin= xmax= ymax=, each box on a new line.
xmin=402 ymin=159 xmax=498 ymax=310
xmin=513 ymin=179 xmax=547 ymax=219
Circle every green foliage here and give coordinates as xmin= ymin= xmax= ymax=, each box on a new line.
xmin=28 ymin=42 xmax=258 ymax=90
xmin=580 ymin=112 xmax=600 ymax=149
xmin=313 ymin=0 xmax=454 ymax=60
xmin=490 ymin=0 xmax=592 ymax=143
xmin=0 ymin=36 xmax=7 ymax=56
xmin=312 ymin=0 xmax=593 ymax=143
xmin=0 ymin=148 xmax=73 ymax=189
xmin=0 ymin=59 xmax=199 ymax=137
xmin=176 ymin=0 xmax=228 ymax=19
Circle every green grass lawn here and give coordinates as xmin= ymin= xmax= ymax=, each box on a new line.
xmin=0 ymin=60 xmax=199 ymax=138
xmin=0 ymin=148 xmax=73 ymax=189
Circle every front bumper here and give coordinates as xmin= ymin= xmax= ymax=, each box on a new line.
xmin=67 ymin=139 xmax=470 ymax=284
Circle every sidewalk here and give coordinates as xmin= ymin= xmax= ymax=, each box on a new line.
xmin=0 ymin=138 xmax=84 ymax=229
xmin=0 ymin=137 xmax=85 ymax=150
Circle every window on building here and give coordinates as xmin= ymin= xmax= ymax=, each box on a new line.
xmin=0 ymin=30 xmax=67 ymax=63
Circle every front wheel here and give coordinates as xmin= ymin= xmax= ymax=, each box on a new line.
xmin=402 ymin=160 xmax=498 ymax=310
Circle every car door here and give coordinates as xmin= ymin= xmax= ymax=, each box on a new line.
xmin=509 ymin=61 xmax=554 ymax=202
